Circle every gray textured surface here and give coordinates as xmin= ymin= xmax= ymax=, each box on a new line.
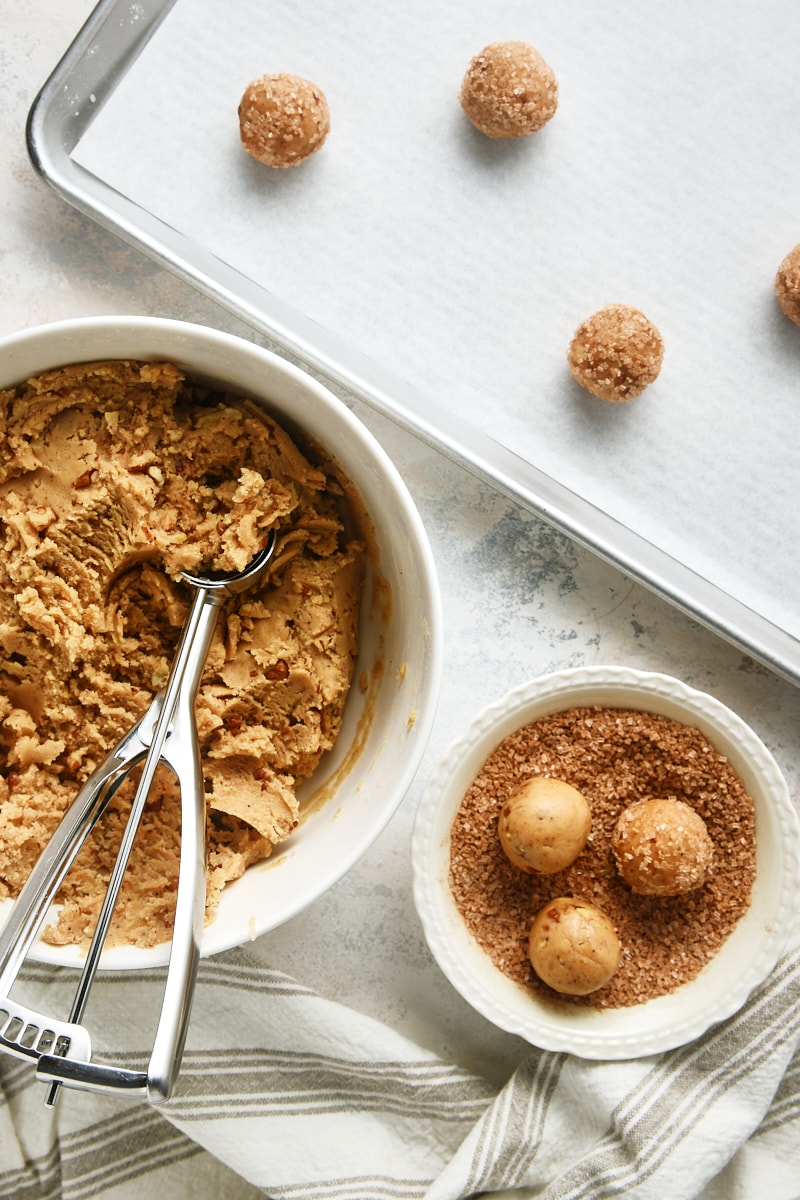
xmin=3 ymin=0 xmax=800 ymax=1095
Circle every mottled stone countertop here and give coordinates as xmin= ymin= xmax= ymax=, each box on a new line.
xmin=3 ymin=1 xmax=799 ymax=1088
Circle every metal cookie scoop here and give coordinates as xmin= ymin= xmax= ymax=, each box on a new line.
xmin=0 ymin=531 xmax=277 ymax=1104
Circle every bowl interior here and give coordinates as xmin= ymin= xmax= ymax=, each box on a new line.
xmin=412 ymin=666 xmax=800 ymax=1059
xmin=0 ymin=316 xmax=442 ymax=969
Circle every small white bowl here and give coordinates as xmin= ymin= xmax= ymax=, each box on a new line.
xmin=412 ymin=666 xmax=800 ymax=1059
xmin=0 ymin=316 xmax=442 ymax=969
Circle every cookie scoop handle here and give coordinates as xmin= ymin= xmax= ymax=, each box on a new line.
xmin=44 ymin=530 xmax=278 ymax=1104
xmin=0 ymin=533 xmax=277 ymax=1106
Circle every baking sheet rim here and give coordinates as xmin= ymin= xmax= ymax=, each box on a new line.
xmin=23 ymin=0 xmax=800 ymax=688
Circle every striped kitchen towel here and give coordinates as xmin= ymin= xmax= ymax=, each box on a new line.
xmin=2 ymin=942 xmax=800 ymax=1200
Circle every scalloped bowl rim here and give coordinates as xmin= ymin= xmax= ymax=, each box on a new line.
xmin=412 ymin=666 xmax=800 ymax=1059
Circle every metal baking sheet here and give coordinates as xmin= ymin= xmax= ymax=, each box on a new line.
xmin=26 ymin=0 xmax=800 ymax=684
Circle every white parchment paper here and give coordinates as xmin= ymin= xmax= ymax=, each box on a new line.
xmin=72 ymin=0 xmax=800 ymax=641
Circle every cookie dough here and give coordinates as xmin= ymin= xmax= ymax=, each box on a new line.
xmin=529 ymin=896 xmax=621 ymax=995
xmin=567 ymin=304 xmax=664 ymax=402
xmin=0 ymin=360 xmax=364 ymax=947
xmin=775 ymin=244 xmax=800 ymax=326
xmin=611 ymin=797 xmax=714 ymax=896
xmin=239 ymin=73 xmax=330 ymax=167
xmin=459 ymin=41 xmax=558 ymax=139
xmin=498 ymin=776 xmax=591 ymax=874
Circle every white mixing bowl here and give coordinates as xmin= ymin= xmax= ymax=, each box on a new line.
xmin=0 ymin=316 xmax=442 ymax=968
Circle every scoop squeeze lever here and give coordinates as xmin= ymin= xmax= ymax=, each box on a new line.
xmin=0 ymin=532 xmax=277 ymax=1104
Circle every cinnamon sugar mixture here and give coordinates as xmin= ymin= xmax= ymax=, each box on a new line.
xmin=449 ymin=706 xmax=756 ymax=1008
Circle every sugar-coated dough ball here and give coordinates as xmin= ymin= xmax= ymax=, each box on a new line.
xmin=459 ymin=41 xmax=558 ymax=139
xmin=611 ymin=797 xmax=714 ymax=896
xmin=529 ymin=897 xmax=621 ymax=995
xmin=775 ymin=244 xmax=800 ymax=326
xmin=567 ymin=304 xmax=664 ymax=402
xmin=239 ymin=74 xmax=330 ymax=168
xmin=498 ymin=777 xmax=591 ymax=874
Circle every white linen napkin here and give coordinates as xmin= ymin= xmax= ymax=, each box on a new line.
xmin=2 ymin=942 xmax=800 ymax=1200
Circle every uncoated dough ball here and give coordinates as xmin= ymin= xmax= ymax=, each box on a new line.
xmin=775 ymin=244 xmax=800 ymax=326
xmin=238 ymin=73 xmax=330 ymax=168
xmin=498 ymin=776 xmax=591 ymax=874
xmin=529 ymin=896 xmax=621 ymax=995
xmin=459 ymin=41 xmax=558 ymax=139
xmin=567 ymin=304 xmax=664 ymax=402
xmin=611 ymin=797 xmax=714 ymax=896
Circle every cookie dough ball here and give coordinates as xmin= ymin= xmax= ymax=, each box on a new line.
xmin=459 ymin=41 xmax=558 ymax=139
xmin=238 ymin=73 xmax=330 ymax=168
xmin=567 ymin=304 xmax=664 ymax=402
xmin=529 ymin=897 xmax=621 ymax=995
xmin=775 ymin=244 xmax=800 ymax=326
xmin=612 ymin=797 xmax=714 ymax=896
xmin=498 ymin=777 xmax=591 ymax=874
